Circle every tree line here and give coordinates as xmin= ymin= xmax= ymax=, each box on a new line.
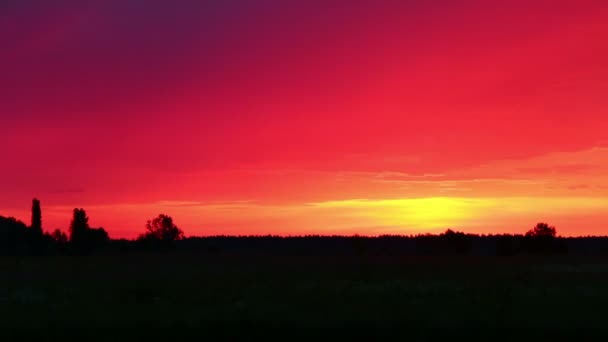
xmin=0 ymin=198 xmax=183 ymax=255
xmin=1 ymin=198 xmax=607 ymax=256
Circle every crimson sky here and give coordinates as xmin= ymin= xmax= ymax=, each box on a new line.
xmin=1 ymin=0 xmax=608 ymax=238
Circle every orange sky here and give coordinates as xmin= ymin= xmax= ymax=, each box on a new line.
xmin=1 ymin=1 xmax=607 ymax=238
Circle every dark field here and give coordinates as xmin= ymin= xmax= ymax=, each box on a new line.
xmin=2 ymin=255 xmax=608 ymax=341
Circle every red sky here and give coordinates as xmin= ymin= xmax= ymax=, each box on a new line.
xmin=1 ymin=0 xmax=608 ymax=238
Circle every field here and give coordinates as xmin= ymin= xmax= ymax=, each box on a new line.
xmin=2 ymin=254 xmax=608 ymax=340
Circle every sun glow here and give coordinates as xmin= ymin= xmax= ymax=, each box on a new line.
xmin=307 ymin=197 xmax=608 ymax=235
xmin=309 ymin=197 xmax=497 ymax=230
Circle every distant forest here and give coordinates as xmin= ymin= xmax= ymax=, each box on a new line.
xmin=1 ymin=198 xmax=608 ymax=256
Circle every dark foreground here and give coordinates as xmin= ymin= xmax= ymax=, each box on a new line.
xmin=2 ymin=254 xmax=608 ymax=341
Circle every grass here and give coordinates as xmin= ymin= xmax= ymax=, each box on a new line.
xmin=1 ymin=254 xmax=608 ymax=340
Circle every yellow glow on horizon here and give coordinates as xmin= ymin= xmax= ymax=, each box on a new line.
xmin=309 ymin=197 xmax=496 ymax=229
xmin=25 ymin=196 xmax=608 ymax=238
xmin=308 ymin=197 xmax=608 ymax=232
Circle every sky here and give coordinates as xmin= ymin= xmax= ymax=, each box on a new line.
xmin=1 ymin=0 xmax=608 ymax=238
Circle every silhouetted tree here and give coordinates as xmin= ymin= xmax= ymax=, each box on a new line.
xmin=524 ymin=223 xmax=558 ymax=254
xmin=68 ymin=208 xmax=109 ymax=253
xmin=137 ymin=214 xmax=184 ymax=251
xmin=30 ymin=198 xmax=42 ymax=237
xmin=141 ymin=214 xmax=184 ymax=242
xmin=525 ymin=222 xmax=556 ymax=237
xmin=69 ymin=208 xmax=89 ymax=245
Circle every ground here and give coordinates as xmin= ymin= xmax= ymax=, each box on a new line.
xmin=1 ymin=254 xmax=608 ymax=340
